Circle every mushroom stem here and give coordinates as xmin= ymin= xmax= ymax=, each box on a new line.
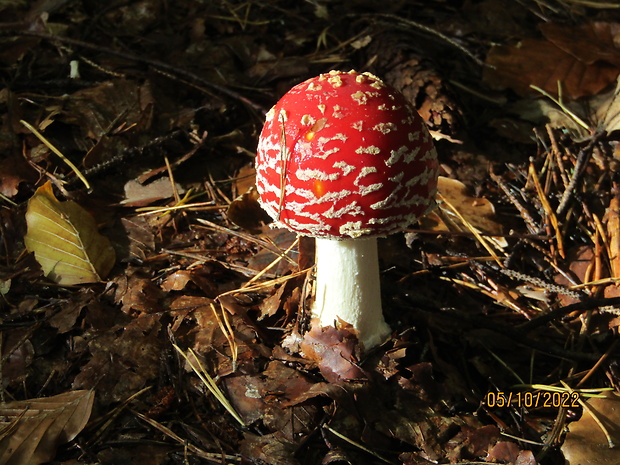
xmin=311 ymin=237 xmax=391 ymax=350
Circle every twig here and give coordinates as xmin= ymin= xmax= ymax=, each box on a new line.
xmin=499 ymin=268 xmax=584 ymax=300
xmin=556 ymin=133 xmax=603 ymax=217
xmin=67 ymin=130 xmax=187 ymax=187
xmin=437 ymin=192 xmax=504 ymax=266
xmin=412 ymin=302 xmax=603 ymax=362
xmin=210 ymin=302 xmax=238 ymax=371
xmin=489 ymin=170 xmax=538 ymax=234
xmin=2 ymin=30 xmax=266 ymax=114
xmin=528 ymin=162 xmax=565 ymax=258
xmin=518 ymin=296 xmax=620 ymax=332
xmin=361 ymin=13 xmax=486 ymax=67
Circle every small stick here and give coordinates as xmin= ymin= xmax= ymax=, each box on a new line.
xmin=489 ymin=170 xmax=538 ymax=234
xmin=3 ymin=30 xmax=266 ymax=114
xmin=528 ymin=162 xmax=565 ymax=258
xmin=556 ymin=133 xmax=603 ymax=217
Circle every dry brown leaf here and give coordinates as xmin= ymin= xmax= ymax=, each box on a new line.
xmin=231 ymin=163 xmax=257 ymax=197
xmin=486 ymin=440 xmax=520 ymax=463
xmin=423 ymin=177 xmax=504 ymax=243
xmin=1 ymin=330 xmax=34 ymax=390
xmin=24 ymin=182 xmax=116 ymax=285
xmin=0 ymin=390 xmax=94 ymax=465
xmin=484 ymin=22 xmax=620 ymax=99
xmin=72 ymin=315 xmax=162 ymax=405
xmin=507 ymin=74 xmax=620 ymax=137
xmin=121 ymin=177 xmax=184 ymax=207
xmin=593 ymin=77 xmax=620 ymax=134
xmin=160 ymin=270 xmax=193 ymax=292
xmin=61 ymin=80 xmax=154 ymax=140
xmin=119 ymin=216 xmax=156 ymax=262
xmin=227 ymin=186 xmax=272 ymax=233
xmin=240 ymin=432 xmax=297 ymax=465
xmin=0 ymin=156 xmax=38 ymax=198
xmin=541 ymin=22 xmax=620 ymax=67
xmin=561 ymin=391 xmax=620 ymax=465
xmin=300 ymin=319 xmax=365 ymax=383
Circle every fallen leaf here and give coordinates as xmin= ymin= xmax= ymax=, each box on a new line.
xmin=423 ymin=176 xmax=505 ymax=247
xmin=540 ymin=22 xmax=620 ymax=67
xmin=240 ymin=432 xmax=298 ymax=465
xmin=561 ymin=391 xmax=620 ymax=465
xmin=121 ymin=177 xmax=184 ymax=207
xmin=1 ymin=330 xmax=34 ymax=390
xmin=119 ymin=216 xmax=156 ymax=262
xmin=24 ymin=182 xmax=116 ymax=285
xmin=224 ymin=375 xmax=267 ymax=425
xmin=486 ymin=440 xmax=520 ymax=463
xmin=484 ymin=22 xmax=620 ymax=99
xmin=300 ymin=320 xmax=365 ymax=383
xmin=0 ymin=390 xmax=94 ymax=465
xmin=61 ymin=80 xmax=154 ymax=140
xmin=593 ymin=77 xmax=620 ymax=134
xmin=231 ymin=163 xmax=257 ymax=197
xmin=160 ymin=270 xmax=193 ymax=292
xmin=72 ymin=314 xmax=162 ymax=405
xmin=47 ymin=288 xmax=94 ymax=333
xmin=506 ymin=75 xmax=620 ymax=137
xmin=0 ymin=156 xmax=38 ymax=198
xmin=515 ymin=450 xmax=537 ymax=465
xmin=227 ymin=186 xmax=272 ymax=233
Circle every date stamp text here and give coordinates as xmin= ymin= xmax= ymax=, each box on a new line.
xmin=485 ymin=391 xmax=580 ymax=409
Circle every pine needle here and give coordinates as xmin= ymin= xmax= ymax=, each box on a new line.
xmin=133 ymin=409 xmax=242 ymax=463
xmin=527 ymin=162 xmax=565 ymax=258
xmin=173 ymin=344 xmax=246 ymax=427
xmin=323 ymin=425 xmax=393 ymax=464
xmin=210 ymin=302 xmax=238 ymax=370
xmin=20 ymin=119 xmax=91 ymax=191
xmin=437 ymin=192 xmax=503 ymax=266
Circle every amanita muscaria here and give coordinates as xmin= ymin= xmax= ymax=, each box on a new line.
xmin=255 ymin=70 xmax=439 ymax=350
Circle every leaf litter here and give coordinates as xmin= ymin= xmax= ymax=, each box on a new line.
xmin=2 ymin=1 xmax=620 ymax=465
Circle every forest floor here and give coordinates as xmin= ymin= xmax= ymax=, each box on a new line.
xmin=2 ymin=1 xmax=620 ymax=464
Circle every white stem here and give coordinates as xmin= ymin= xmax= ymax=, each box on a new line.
xmin=311 ymin=237 xmax=391 ymax=350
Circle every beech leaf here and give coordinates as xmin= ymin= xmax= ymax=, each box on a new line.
xmin=24 ymin=182 xmax=115 ymax=285
xmin=0 ymin=390 xmax=95 ymax=465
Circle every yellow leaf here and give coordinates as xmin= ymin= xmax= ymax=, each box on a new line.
xmin=24 ymin=182 xmax=115 ymax=285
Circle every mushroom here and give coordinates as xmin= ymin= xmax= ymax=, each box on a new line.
xmin=255 ymin=70 xmax=439 ymax=350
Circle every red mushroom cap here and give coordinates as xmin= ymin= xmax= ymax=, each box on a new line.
xmin=256 ymin=70 xmax=439 ymax=239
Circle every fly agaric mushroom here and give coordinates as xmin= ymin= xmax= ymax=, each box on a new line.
xmin=255 ymin=70 xmax=439 ymax=350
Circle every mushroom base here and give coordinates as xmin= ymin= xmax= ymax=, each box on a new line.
xmin=311 ymin=237 xmax=391 ymax=350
